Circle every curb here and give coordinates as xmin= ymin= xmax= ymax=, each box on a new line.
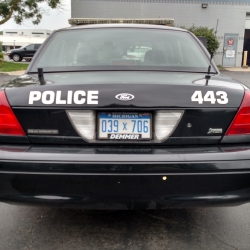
xmin=223 ymin=67 xmax=250 ymax=72
xmin=0 ymin=70 xmax=26 ymax=76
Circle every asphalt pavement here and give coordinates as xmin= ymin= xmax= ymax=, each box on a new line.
xmin=220 ymin=70 xmax=250 ymax=88
xmin=0 ymin=71 xmax=250 ymax=250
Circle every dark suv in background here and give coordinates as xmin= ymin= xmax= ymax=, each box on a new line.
xmin=8 ymin=44 xmax=42 ymax=62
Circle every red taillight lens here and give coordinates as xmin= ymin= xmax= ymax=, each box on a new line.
xmin=0 ymin=90 xmax=26 ymax=136
xmin=226 ymin=90 xmax=250 ymax=135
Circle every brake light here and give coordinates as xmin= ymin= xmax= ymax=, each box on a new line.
xmin=226 ymin=90 xmax=250 ymax=135
xmin=0 ymin=90 xmax=26 ymax=136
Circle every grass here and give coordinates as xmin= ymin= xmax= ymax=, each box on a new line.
xmin=0 ymin=61 xmax=29 ymax=72
xmin=217 ymin=65 xmax=226 ymax=70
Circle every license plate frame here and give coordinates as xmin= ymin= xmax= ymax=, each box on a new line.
xmin=97 ymin=112 xmax=152 ymax=140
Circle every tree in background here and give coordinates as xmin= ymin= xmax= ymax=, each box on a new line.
xmin=186 ymin=25 xmax=220 ymax=56
xmin=0 ymin=0 xmax=63 ymax=26
xmin=0 ymin=41 xmax=4 ymax=66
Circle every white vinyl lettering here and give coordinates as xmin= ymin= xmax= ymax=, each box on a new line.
xmin=203 ymin=91 xmax=216 ymax=104
xmin=216 ymin=91 xmax=228 ymax=104
xmin=74 ymin=91 xmax=86 ymax=104
xmin=42 ymin=91 xmax=55 ymax=105
xmin=87 ymin=90 xmax=99 ymax=104
xmin=67 ymin=91 xmax=73 ymax=105
xmin=29 ymin=90 xmax=99 ymax=105
xmin=191 ymin=91 xmax=228 ymax=104
xmin=56 ymin=91 xmax=66 ymax=104
xmin=191 ymin=91 xmax=203 ymax=104
xmin=29 ymin=91 xmax=42 ymax=104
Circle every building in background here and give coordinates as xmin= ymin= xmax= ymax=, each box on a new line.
xmin=1 ymin=29 xmax=52 ymax=52
xmin=71 ymin=0 xmax=250 ymax=67
xmin=3 ymin=29 xmax=52 ymax=38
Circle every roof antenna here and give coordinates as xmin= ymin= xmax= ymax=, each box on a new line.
xmin=205 ymin=19 xmax=219 ymax=86
xmin=38 ymin=68 xmax=45 ymax=85
xmin=205 ymin=52 xmax=213 ymax=86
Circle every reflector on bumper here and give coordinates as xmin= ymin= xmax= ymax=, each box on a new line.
xmin=67 ymin=111 xmax=95 ymax=142
xmin=154 ymin=111 xmax=184 ymax=142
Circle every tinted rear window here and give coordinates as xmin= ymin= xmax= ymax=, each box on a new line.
xmin=30 ymin=28 xmax=212 ymax=73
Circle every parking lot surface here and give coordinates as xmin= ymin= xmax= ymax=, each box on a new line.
xmin=0 ymin=71 xmax=250 ymax=250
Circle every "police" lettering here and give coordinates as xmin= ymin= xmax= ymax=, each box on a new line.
xmin=29 ymin=90 xmax=99 ymax=105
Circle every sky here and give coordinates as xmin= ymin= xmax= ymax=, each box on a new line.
xmin=0 ymin=0 xmax=71 ymax=31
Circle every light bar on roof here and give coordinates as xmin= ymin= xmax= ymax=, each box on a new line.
xmin=68 ymin=18 xmax=174 ymax=26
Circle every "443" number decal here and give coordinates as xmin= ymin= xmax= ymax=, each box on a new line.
xmin=191 ymin=91 xmax=228 ymax=104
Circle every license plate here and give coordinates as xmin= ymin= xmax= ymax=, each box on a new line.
xmin=98 ymin=112 xmax=151 ymax=140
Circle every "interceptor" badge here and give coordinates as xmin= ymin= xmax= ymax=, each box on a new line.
xmin=207 ymin=128 xmax=223 ymax=134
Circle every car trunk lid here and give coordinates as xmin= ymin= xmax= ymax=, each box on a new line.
xmin=3 ymin=71 xmax=245 ymax=145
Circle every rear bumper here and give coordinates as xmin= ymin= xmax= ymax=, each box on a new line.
xmin=1 ymin=145 xmax=250 ymax=209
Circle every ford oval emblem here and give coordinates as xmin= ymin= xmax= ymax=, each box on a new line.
xmin=115 ymin=93 xmax=134 ymax=101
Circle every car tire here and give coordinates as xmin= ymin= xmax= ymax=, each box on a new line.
xmin=25 ymin=58 xmax=32 ymax=62
xmin=12 ymin=54 xmax=22 ymax=62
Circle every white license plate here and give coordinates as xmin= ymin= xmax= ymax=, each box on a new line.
xmin=98 ymin=112 xmax=151 ymax=140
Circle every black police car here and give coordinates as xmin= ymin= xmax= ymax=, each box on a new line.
xmin=8 ymin=43 xmax=41 ymax=62
xmin=1 ymin=19 xmax=250 ymax=209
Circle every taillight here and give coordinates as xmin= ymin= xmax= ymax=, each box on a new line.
xmin=0 ymin=90 xmax=26 ymax=136
xmin=226 ymin=90 xmax=250 ymax=135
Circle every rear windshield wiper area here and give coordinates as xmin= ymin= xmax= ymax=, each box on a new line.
xmin=29 ymin=66 xmax=217 ymax=74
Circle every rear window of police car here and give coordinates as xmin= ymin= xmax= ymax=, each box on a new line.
xmin=31 ymin=28 xmax=211 ymax=72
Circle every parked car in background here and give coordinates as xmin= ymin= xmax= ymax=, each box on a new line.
xmin=126 ymin=46 xmax=152 ymax=61
xmin=8 ymin=44 xmax=42 ymax=62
